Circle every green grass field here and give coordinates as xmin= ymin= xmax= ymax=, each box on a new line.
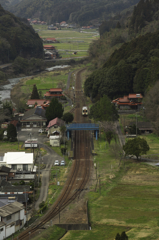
xmin=63 ymin=134 xmax=159 ymax=240
xmin=32 ymin=25 xmax=99 ymax=58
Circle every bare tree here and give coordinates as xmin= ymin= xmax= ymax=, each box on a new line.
xmin=100 ymin=121 xmax=117 ymax=145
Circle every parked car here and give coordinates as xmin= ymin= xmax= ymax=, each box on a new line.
xmin=54 ymin=160 xmax=60 ymax=166
xmin=60 ymin=160 xmax=65 ymax=166
xmin=38 ymin=129 xmax=44 ymax=133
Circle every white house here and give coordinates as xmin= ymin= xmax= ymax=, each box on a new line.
xmin=0 ymin=201 xmax=26 ymax=239
xmin=0 ymin=152 xmax=34 ymax=172
xmin=49 ymin=135 xmax=60 ymax=147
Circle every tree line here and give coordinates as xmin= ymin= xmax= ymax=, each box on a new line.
xmin=1 ymin=0 xmax=140 ymax=26
xmin=0 ymin=4 xmax=43 ymax=64
xmin=85 ymin=30 xmax=159 ymax=101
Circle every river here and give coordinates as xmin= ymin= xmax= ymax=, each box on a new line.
xmin=0 ymin=77 xmax=28 ymax=102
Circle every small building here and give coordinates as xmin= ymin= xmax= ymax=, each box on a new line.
xmin=43 ymin=45 xmax=55 ymax=51
xmin=44 ymin=88 xmax=63 ymax=99
xmin=0 ymin=201 xmax=26 ymax=239
xmin=20 ymin=106 xmax=47 ymax=128
xmin=49 ymin=136 xmax=60 ymax=146
xmin=25 ymin=139 xmax=38 ymax=148
xmin=112 ymin=93 xmax=143 ymax=110
xmin=0 ymin=152 xmax=34 ymax=172
xmin=46 ymin=117 xmax=65 ymax=137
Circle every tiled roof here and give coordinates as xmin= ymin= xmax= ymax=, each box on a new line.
xmin=44 ymin=92 xmax=63 ymax=97
xmin=128 ymin=93 xmax=143 ymax=99
xmin=0 ymin=201 xmax=24 ymax=217
xmin=49 ymin=88 xmax=63 ymax=92
xmin=27 ymin=99 xmax=48 ymax=105
xmin=47 ymin=118 xmax=65 ymax=128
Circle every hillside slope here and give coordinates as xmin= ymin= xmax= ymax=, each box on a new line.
xmin=84 ymin=30 xmax=159 ymax=100
xmin=2 ymin=0 xmax=140 ymax=26
xmin=0 ymin=4 xmax=43 ymax=64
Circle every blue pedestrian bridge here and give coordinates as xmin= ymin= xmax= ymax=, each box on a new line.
xmin=66 ymin=123 xmax=99 ymax=140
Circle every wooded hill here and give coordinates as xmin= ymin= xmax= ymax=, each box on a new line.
xmin=0 ymin=0 xmax=140 ymax=26
xmin=85 ymin=0 xmax=159 ymax=102
xmin=0 ymin=4 xmax=43 ymax=64
xmin=84 ymin=30 xmax=159 ymax=101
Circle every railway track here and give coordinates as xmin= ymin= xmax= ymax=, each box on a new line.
xmin=15 ymin=68 xmax=91 ymax=239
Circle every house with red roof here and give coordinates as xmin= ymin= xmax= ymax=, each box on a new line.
xmin=26 ymin=99 xmax=50 ymax=108
xmin=112 ymin=93 xmax=143 ymax=110
xmin=45 ymin=38 xmax=57 ymax=43
xmin=44 ymin=88 xmax=63 ymax=99
xmin=43 ymin=45 xmax=55 ymax=51
xmin=46 ymin=117 xmax=65 ymax=137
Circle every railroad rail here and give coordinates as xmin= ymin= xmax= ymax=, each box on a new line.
xmin=15 ymin=68 xmax=92 ymax=240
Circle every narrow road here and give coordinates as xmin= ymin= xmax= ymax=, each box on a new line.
xmin=35 ymin=143 xmax=64 ymax=210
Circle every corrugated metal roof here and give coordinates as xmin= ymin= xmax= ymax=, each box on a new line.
xmin=3 ymin=152 xmax=33 ymax=164
xmin=0 ymin=201 xmax=24 ymax=217
xmin=66 ymin=123 xmax=99 ymax=131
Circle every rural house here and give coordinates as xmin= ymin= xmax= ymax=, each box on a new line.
xmin=46 ymin=117 xmax=65 ymax=137
xmin=44 ymin=88 xmax=63 ymax=99
xmin=0 ymin=152 xmax=34 ymax=172
xmin=112 ymin=93 xmax=143 ymax=110
xmin=0 ymin=202 xmax=26 ymax=239
xmin=20 ymin=106 xmax=47 ymax=128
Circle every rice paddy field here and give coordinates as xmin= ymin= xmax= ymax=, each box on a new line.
xmin=32 ymin=25 xmax=99 ymax=58
xmin=62 ymin=134 xmax=159 ymax=240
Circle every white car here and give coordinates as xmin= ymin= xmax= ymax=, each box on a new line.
xmin=54 ymin=160 xmax=60 ymax=166
xmin=60 ymin=160 xmax=65 ymax=166
xmin=38 ymin=129 xmax=44 ymax=133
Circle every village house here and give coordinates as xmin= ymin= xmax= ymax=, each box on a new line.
xmin=0 ymin=201 xmax=26 ymax=239
xmin=44 ymin=38 xmax=58 ymax=43
xmin=26 ymin=99 xmax=50 ymax=109
xmin=44 ymin=88 xmax=63 ymax=99
xmin=46 ymin=117 xmax=65 ymax=138
xmin=112 ymin=93 xmax=143 ymax=110
xmin=0 ymin=152 xmax=34 ymax=172
xmin=20 ymin=106 xmax=47 ymax=128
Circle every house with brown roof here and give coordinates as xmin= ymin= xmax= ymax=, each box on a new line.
xmin=44 ymin=88 xmax=63 ymax=99
xmin=112 ymin=93 xmax=143 ymax=110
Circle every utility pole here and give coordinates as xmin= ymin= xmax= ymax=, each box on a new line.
xmin=136 ymin=112 xmax=137 ymax=137
xmin=38 ymin=151 xmax=41 ymax=186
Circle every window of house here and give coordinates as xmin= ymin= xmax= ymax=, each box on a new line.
xmin=11 ymin=165 xmax=17 ymax=170
xmin=23 ymin=164 xmax=28 ymax=171
xmin=0 ymin=228 xmax=3 ymax=231
xmin=6 ymin=215 xmax=11 ymax=221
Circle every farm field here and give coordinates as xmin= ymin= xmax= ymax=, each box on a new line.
xmin=32 ymin=25 xmax=99 ymax=58
xmin=63 ymin=135 xmax=159 ymax=240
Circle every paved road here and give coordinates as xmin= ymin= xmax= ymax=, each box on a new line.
xmin=34 ymin=143 xmax=64 ymax=210
xmin=17 ymin=128 xmax=64 ymax=210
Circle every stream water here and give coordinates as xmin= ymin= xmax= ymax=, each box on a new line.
xmin=0 ymin=77 xmax=27 ymax=101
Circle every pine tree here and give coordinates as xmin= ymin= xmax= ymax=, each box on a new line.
xmin=30 ymin=84 xmax=40 ymax=99
xmin=46 ymin=97 xmax=64 ymax=122
xmin=115 ymin=233 xmax=121 ymax=240
xmin=121 ymin=231 xmax=128 ymax=240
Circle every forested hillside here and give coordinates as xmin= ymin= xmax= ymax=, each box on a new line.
xmin=84 ymin=31 xmax=159 ymax=101
xmin=2 ymin=0 xmax=140 ymax=26
xmin=0 ymin=4 xmax=43 ymax=64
